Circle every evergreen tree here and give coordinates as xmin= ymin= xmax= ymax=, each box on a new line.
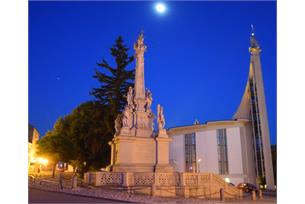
xmin=91 ymin=36 xmax=135 ymax=114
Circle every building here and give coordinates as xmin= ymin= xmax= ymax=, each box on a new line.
xmin=168 ymin=32 xmax=275 ymax=190
xmin=28 ymin=124 xmax=40 ymax=169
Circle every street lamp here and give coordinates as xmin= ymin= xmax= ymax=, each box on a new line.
xmin=197 ymin=158 xmax=202 ymax=173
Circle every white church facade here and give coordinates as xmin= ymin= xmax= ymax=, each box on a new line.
xmin=168 ymin=32 xmax=275 ymax=190
xmin=168 ymin=119 xmax=255 ymax=186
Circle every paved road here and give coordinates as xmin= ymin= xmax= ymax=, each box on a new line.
xmin=29 ymin=188 xmax=129 ymax=203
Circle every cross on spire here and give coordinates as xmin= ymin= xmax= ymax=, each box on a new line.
xmin=251 ymin=24 xmax=255 ymax=36
xmin=250 ymin=25 xmax=260 ymax=50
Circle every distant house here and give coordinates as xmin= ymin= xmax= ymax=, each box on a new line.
xmin=28 ymin=124 xmax=40 ymax=168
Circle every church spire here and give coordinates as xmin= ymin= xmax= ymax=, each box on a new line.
xmin=235 ymin=30 xmax=275 ymax=190
xmin=249 ymin=25 xmax=261 ymax=51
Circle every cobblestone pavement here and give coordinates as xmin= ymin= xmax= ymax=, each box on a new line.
xmin=29 ymin=176 xmax=276 ymax=204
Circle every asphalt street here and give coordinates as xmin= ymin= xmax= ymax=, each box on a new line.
xmin=29 ymin=188 xmax=130 ymax=203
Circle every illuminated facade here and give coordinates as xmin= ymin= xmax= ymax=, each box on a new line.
xmin=28 ymin=124 xmax=40 ymax=168
xmin=168 ymin=32 xmax=275 ymax=189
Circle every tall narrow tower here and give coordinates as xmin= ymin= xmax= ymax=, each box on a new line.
xmin=134 ymin=32 xmax=146 ymax=102
xmin=234 ymin=31 xmax=275 ymax=189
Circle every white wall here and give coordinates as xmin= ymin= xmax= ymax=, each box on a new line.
xmin=196 ymin=130 xmax=218 ymax=173
xmin=226 ymin=127 xmax=243 ymax=175
xmin=169 ymin=125 xmax=253 ymax=185
xmin=169 ymin=134 xmax=185 ymax=172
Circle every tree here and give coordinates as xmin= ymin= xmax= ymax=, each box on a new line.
xmin=37 ymin=118 xmax=76 ymax=177
xmin=91 ymin=36 xmax=135 ymax=116
xmin=64 ymin=101 xmax=110 ymax=173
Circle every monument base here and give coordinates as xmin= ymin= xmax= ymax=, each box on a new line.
xmin=110 ymin=135 xmax=156 ymax=173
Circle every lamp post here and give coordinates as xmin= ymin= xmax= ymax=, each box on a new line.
xmin=172 ymin=159 xmax=177 ymax=170
xmin=197 ymin=158 xmax=202 ymax=173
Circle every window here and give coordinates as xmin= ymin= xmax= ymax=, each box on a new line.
xmin=217 ymin=129 xmax=229 ymax=175
xmin=185 ymin=133 xmax=196 ymax=172
xmin=249 ymin=78 xmax=266 ymax=179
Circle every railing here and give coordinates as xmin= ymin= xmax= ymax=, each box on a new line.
xmin=83 ymin=171 xmax=241 ymax=199
xmin=133 ymin=172 xmax=154 ymax=186
xmin=29 ymin=173 xmax=79 ymax=190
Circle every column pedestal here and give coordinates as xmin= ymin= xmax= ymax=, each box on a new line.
xmin=154 ymin=131 xmax=174 ymax=172
xmin=111 ymin=135 xmax=156 ymax=172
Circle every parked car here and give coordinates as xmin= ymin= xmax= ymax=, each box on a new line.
xmin=237 ymin=183 xmax=258 ymax=193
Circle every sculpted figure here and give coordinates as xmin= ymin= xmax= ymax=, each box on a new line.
xmin=126 ymin=86 xmax=134 ymax=109
xmin=122 ymin=109 xmax=129 ymax=127
xmin=148 ymin=111 xmax=154 ymax=130
xmin=157 ymin=104 xmax=165 ymax=130
xmin=145 ymin=89 xmax=152 ymax=111
xmin=114 ymin=114 xmax=122 ymax=134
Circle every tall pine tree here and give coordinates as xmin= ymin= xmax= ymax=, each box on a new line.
xmin=91 ymin=36 xmax=135 ymax=134
xmin=91 ymin=36 xmax=134 ymax=111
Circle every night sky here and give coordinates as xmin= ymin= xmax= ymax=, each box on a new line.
xmin=29 ymin=1 xmax=276 ymax=144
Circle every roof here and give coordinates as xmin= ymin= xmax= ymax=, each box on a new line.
xmin=167 ymin=119 xmax=249 ymax=136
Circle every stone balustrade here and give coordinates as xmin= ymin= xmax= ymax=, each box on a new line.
xmin=84 ymin=171 xmax=240 ymax=199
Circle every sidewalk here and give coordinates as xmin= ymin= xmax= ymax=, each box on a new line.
xmin=29 ymin=177 xmax=276 ymax=204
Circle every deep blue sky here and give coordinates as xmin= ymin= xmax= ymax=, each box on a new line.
xmin=29 ymin=1 xmax=276 ymax=144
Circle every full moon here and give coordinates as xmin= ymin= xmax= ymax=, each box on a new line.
xmin=155 ymin=3 xmax=167 ymax=14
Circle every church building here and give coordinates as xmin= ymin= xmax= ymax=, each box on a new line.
xmin=168 ymin=32 xmax=275 ymax=190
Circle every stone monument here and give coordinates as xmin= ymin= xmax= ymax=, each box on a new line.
xmin=85 ymin=33 xmax=240 ymax=199
xmin=108 ymin=32 xmax=172 ymax=173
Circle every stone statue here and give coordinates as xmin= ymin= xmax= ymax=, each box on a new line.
xmin=145 ymin=88 xmax=152 ymax=111
xmin=114 ymin=114 xmax=122 ymax=134
xmin=134 ymin=31 xmax=147 ymax=54
xmin=148 ymin=111 xmax=154 ymax=131
xmin=122 ymin=108 xmax=131 ymax=128
xmin=126 ymin=86 xmax=134 ymax=109
xmin=157 ymin=104 xmax=165 ymax=130
xmin=194 ymin=119 xmax=200 ymax=125
xmin=122 ymin=113 xmax=128 ymax=127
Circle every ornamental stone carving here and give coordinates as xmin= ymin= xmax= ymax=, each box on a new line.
xmin=126 ymin=86 xmax=135 ymax=109
xmin=145 ymin=88 xmax=152 ymax=112
xmin=114 ymin=114 xmax=122 ymax=135
xmin=157 ymin=104 xmax=165 ymax=130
